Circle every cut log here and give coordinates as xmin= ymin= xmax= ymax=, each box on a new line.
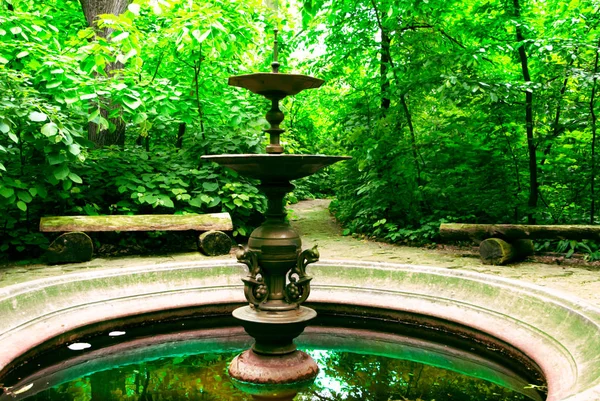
xmin=198 ymin=230 xmax=232 ymax=256
xmin=479 ymin=238 xmax=534 ymax=265
xmin=44 ymin=232 xmax=94 ymax=265
xmin=439 ymin=223 xmax=600 ymax=242
xmin=39 ymin=213 xmax=232 ymax=233
xmin=479 ymin=238 xmax=513 ymax=265
xmin=512 ymin=238 xmax=535 ymax=257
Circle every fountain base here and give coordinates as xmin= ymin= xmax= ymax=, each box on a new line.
xmin=229 ymin=349 xmax=318 ymax=399
xmin=233 ymin=305 xmax=316 ymax=354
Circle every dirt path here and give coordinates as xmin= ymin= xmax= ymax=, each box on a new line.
xmin=1 ymin=199 xmax=597 ymax=307
xmin=289 ymin=199 xmax=600 ymax=307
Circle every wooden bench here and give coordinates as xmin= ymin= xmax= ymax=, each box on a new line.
xmin=439 ymin=223 xmax=600 ymax=265
xmin=40 ymin=213 xmax=233 ymax=264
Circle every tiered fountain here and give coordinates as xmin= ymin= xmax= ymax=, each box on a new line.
xmin=201 ymin=30 xmax=350 ymax=399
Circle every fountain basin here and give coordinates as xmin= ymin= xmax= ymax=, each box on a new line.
xmin=201 ymin=154 xmax=351 ymax=182
xmin=0 ymin=323 xmax=544 ymax=400
xmin=228 ymin=73 xmax=324 ymax=96
xmin=1 ymin=259 xmax=599 ymax=400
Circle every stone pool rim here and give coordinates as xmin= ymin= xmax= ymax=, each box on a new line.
xmin=0 ymin=259 xmax=599 ymax=401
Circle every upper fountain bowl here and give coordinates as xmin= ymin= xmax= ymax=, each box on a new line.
xmin=228 ymin=73 xmax=325 ymax=97
xmin=201 ymin=154 xmax=351 ymax=182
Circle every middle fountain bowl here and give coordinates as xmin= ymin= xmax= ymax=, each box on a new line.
xmin=201 ymin=29 xmax=350 ymax=400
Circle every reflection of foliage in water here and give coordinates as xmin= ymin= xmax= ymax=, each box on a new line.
xmin=23 ymin=351 xmax=532 ymax=401
xmin=25 ymin=352 xmax=250 ymax=401
xmin=303 ymin=351 xmax=532 ymax=401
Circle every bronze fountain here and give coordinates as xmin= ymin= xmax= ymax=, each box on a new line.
xmin=201 ymin=30 xmax=349 ymax=399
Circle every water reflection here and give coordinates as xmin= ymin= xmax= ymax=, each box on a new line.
xmin=15 ymin=349 xmax=538 ymax=401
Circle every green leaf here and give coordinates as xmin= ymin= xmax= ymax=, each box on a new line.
xmin=133 ymin=112 xmax=147 ymax=124
xmin=0 ymin=56 xmax=9 ymax=64
xmin=8 ymin=133 xmax=18 ymax=143
xmin=68 ymin=143 xmax=81 ymax=155
xmin=16 ymin=51 xmax=29 ymax=59
xmin=141 ymin=194 xmax=158 ymax=204
xmin=68 ymin=172 xmax=82 ymax=184
xmin=17 ymin=201 xmax=27 ymax=211
xmin=80 ymin=93 xmax=98 ymax=100
xmin=160 ymin=196 xmax=174 ymax=208
xmin=29 ymin=111 xmax=47 ymax=122
xmin=47 ymin=153 xmax=66 ymax=165
xmin=88 ymin=109 xmax=100 ymax=122
xmin=202 ymin=182 xmax=218 ymax=191
xmin=0 ymin=120 xmax=9 ymax=134
xmin=35 ymin=185 xmax=48 ymax=199
xmin=112 ymin=31 xmax=130 ymax=42
xmin=46 ymin=81 xmax=62 ymax=89
xmin=41 ymin=122 xmax=58 ymax=137
xmin=65 ymin=96 xmax=79 ymax=104
xmin=10 ymin=27 xmax=22 ymax=35
xmin=189 ymin=197 xmax=203 ymax=207
xmin=53 ymin=164 xmax=70 ymax=180
xmin=97 ymin=116 xmax=110 ymax=130
xmin=17 ymin=191 xmax=32 ymax=203
xmin=0 ymin=187 xmax=14 ymax=198
xmin=208 ymin=196 xmax=221 ymax=208
xmin=192 ymin=29 xmax=211 ymax=43
xmin=123 ymin=95 xmax=141 ymax=110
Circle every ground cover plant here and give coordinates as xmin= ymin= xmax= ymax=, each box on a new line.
xmin=1 ymin=0 xmax=599 ymax=261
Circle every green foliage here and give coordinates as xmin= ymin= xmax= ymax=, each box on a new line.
xmin=0 ymin=0 xmax=277 ymax=259
xmin=536 ymin=239 xmax=600 ymax=262
xmin=3 ymin=0 xmax=600 ymax=260
xmin=291 ymin=0 xmax=600 ymax=249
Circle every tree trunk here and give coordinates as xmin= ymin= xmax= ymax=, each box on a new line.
xmin=79 ymin=0 xmax=130 ymax=30
xmin=440 ymin=223 xmax=600 ymax=242
xmin=400 ymin=93 xmax=421 ymax=186
xmin=380 ymin=29 xmax=391 ymax=112
xmin=513 ymin=0 xmax=538 ymax=224
xmin=590 ymin=37 xmax=600 ymax=224
xmin=370 ymin=0 xmax=391 ymax=114
xmin=79 ymin=0 xmax=130 ymax=148
xmin=176 ymin=122 xmax=186 ymax=149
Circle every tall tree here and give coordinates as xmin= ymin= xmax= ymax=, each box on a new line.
xmin=79 ymin=0 xmax=131 ymax=147
xmin=512 ymin=0 xmax=538 ymax=224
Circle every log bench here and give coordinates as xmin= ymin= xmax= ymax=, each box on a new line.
xmin=439 ymin=223 xmax=600 ymax=265
xmin=39 ymin=213 xmax=233 ymax=264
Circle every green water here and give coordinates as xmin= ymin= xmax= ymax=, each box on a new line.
xmin=5 ymin=348 xmax=540 ymax=401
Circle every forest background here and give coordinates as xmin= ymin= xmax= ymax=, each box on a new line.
xmin=1 ymin=0 xmax=599 ymax=261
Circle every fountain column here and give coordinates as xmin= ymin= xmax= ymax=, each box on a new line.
xmin=202 ymin=30 xmax=350 ymax=400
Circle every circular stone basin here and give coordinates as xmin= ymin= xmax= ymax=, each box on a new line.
xmin=0 ymin=323 xmax=544 ymax=400
xmin=201 ymin=154 xmax=351 ymax=182
xmin=0 ymin=260 xmax=599 ymax=401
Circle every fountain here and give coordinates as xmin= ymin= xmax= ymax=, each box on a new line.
xmin=201 ymin=29 xmax=350 ymax=399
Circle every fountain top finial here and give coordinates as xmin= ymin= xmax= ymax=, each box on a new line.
xmin=271 ymin=29 xmax=280 ymax=74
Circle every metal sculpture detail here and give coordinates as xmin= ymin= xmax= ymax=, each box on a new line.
xmin=236 ymin=246 xmax=268 ymax=307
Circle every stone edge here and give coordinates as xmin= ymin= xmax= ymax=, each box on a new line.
xmin=0 ymin=259 xmax=597 ymax=401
